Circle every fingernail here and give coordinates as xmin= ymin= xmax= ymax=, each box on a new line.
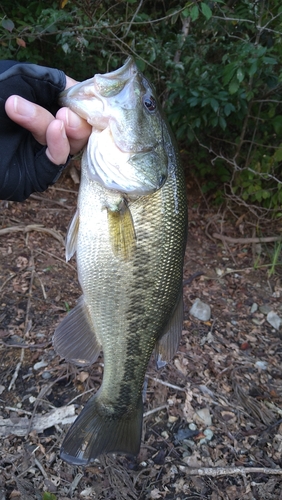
xmin=14 ymin=96 xmax=36 ymax=117
xmin=60 ymin=120 xmax=67 ymax=139
xmin=66 ymin=108 xmax=82 ymax=128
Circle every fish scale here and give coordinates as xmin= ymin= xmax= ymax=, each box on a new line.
xmin=53 ymin=57 xmax=187 ymax=465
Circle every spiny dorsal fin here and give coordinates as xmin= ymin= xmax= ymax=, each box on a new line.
xmin=107 ymin=198 xmax=136 ymax=260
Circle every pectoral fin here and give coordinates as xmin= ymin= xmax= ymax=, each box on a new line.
xmin=155 ymin=290 xmax=183 ymax=369
xmin=53 ymin=296 xmax=101 ymax=366
xmin=65 ymin=209 xmax=80 ymax=261
xmin=107 ymin=198 xmax=136 ymax=260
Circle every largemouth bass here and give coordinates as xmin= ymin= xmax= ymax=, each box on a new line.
xmin=54 ymin=57 xmax=188 ymax=465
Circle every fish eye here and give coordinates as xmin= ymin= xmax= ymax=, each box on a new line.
xmin=143 ymin=95 xmax=157 ymax=112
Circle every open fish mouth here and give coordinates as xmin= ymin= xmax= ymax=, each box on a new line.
xmin=59 ymin=58 xmax=138 ymax=126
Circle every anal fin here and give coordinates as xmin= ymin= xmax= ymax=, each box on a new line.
xmin=155 ymin=290 xmax=183 ymax=369
xmin=53 ymin=296 xmax=101 ymax=366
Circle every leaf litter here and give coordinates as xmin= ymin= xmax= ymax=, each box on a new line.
xmin=0 ymin=166 xmax=282 ymax=499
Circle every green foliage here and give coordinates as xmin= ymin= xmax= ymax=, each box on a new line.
xmin=0 ymin=0 xmax=282 ymax=214
xmin=42 ymin=493 xmax=57 ymax=500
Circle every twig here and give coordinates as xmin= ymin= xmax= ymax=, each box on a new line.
xmin=34 ymin=457 xmax=48 ymax=478
xmin=35 ymin=273 xmax=47 ymax=300
xmin=0 ymin=224 xmax=65 ymax=246
xmin=0 ymin=405 xmax=77 ymax=437
xmin=69 ymin=473 xmax=84 ymax=495
xmin=183 ymin=271 xmax=205 ymax=285
xmin=143 ymin=404 xmax=168 ymax=418
xmin=29 ymin=193 xmax=72 ymax=209
xmin=213 ymin=233 xmax=282 ymax=244
xmin=1 ymin=341 xmax=48 ymax=349
xmin=50 ymin=186 xmax=78 ymax=194
xmin=146 ymin=375 xmax=186 ymax=392
xmin=184 ymin=466 xmax=282 ymax=477
xmin=0 ymin=272 xmax=16 ymax=292
xmin=36 ymin=248 xmax=77 ymax=272
xmin=8 ymin=258 xmax=36 ymax=390
xmin=5 ymin=406 xmax=33 ymax=416
xmin=66 ymin=387 xmax=97 ymax=405
xmin=8 ymin=348 xmax=24 ymax=391
xmin=122 ymin=0 xmax=143 ymax=39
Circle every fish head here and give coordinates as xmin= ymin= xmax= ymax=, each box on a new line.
xmin=59 ymin=58 xmax=168 ymax=196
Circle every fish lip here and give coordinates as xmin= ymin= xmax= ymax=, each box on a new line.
xmin=98 ymin=56 xmax=136 ymax=80
xmin=59 ymin=57 xmax=137 ymax=104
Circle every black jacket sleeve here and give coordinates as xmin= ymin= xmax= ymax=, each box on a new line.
xmin=0 ymin=61 xmax=69 ymax=201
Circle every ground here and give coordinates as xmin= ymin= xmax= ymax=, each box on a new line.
xmin=0 ymin=164 xmax=282 ymax=500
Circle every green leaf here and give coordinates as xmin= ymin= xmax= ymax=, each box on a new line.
xmin=263 ymin=56 xmax=277 ymax=65
xmin=187 ymin=97 xmax=199 ymax=107
xmin=271 ymin=116 xmax=282 ymax=135
xmin=201 ymin=2 xmax=213 ymax=20
xmin=182 ymin=8 xmax=190 ymax=18
xmin=274 ymin=145 xmax=282 ymax=162
xmin=236 ymin=67 xmax=245 ymax=83
xmin=171 ymin=10 xmax=180 ymax=24
xmin=1 ymin=18 xmax=14 ymax=32
xmin=222 ymin=63 xmax=236 ymax=85
xmin=210 ymin=98 xmax=219 ymax=112
xmin=42 ymin=493 xmax=57 ymax=500
xmin=201 ymin=97 xmax=210 ymax=107
xmin=248 ymin=60 xmax=258 ymax=77
xmin=190 ymin=5 xmax=199 ymax=22
xmin=135 ymin=59 xmax=146 ymax=72
xmin=224 ymin=103 xmax=235 ymax=116
xmin=229 ymin=78 xmax=239 ymax=95
xmin=219 ymin=116 xmax=227 ymax=130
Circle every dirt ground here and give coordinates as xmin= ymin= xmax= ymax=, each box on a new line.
xmin=0 ymin=163 xmax=282 ymax=500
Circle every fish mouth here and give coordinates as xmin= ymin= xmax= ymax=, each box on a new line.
xmin=59 ymin=57 xmax=137 ymax=107
xmin=59 ymin=57 xmax=168 ymax=195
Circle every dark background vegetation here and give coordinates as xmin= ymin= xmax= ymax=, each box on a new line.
xmin=1 ymin=0 xmax=282 ymax=221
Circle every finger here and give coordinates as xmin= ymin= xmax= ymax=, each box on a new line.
xmin=65 ymin=75 xmax=78 ymax=89
xmin=45 ymin=119 xmax=70 ymax=165
xmin=5 ymin=95 xmax=54 ymax=145
xmin=56 ymin=107 xmax=91 ymax=155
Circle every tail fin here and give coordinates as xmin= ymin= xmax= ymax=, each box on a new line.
xmin=60 ymin=392 xmax=143 ymax=465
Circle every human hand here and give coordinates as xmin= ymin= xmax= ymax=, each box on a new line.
xmin=5 ymin=75 xmax=92 ymax=166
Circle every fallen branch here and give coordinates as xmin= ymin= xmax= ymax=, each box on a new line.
xmin=213 ymin=233 xmax=281 ymax=244
xmin=144 ymin=405 xmax=168 ymax=418
xmin=184 ymin=466 xmax=282 ymax=477
xmin=0 ymin=224 xmax=64 ymax=246
xmin=8 ymin=258 xmax=35 ymax=391
xmin=0 ymin=405 xmax=77 ymax=437
xmin=30 ymin=193 xmax=72 ymax=209
xmin=146 ymin=375 xmax=186 ymax=392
